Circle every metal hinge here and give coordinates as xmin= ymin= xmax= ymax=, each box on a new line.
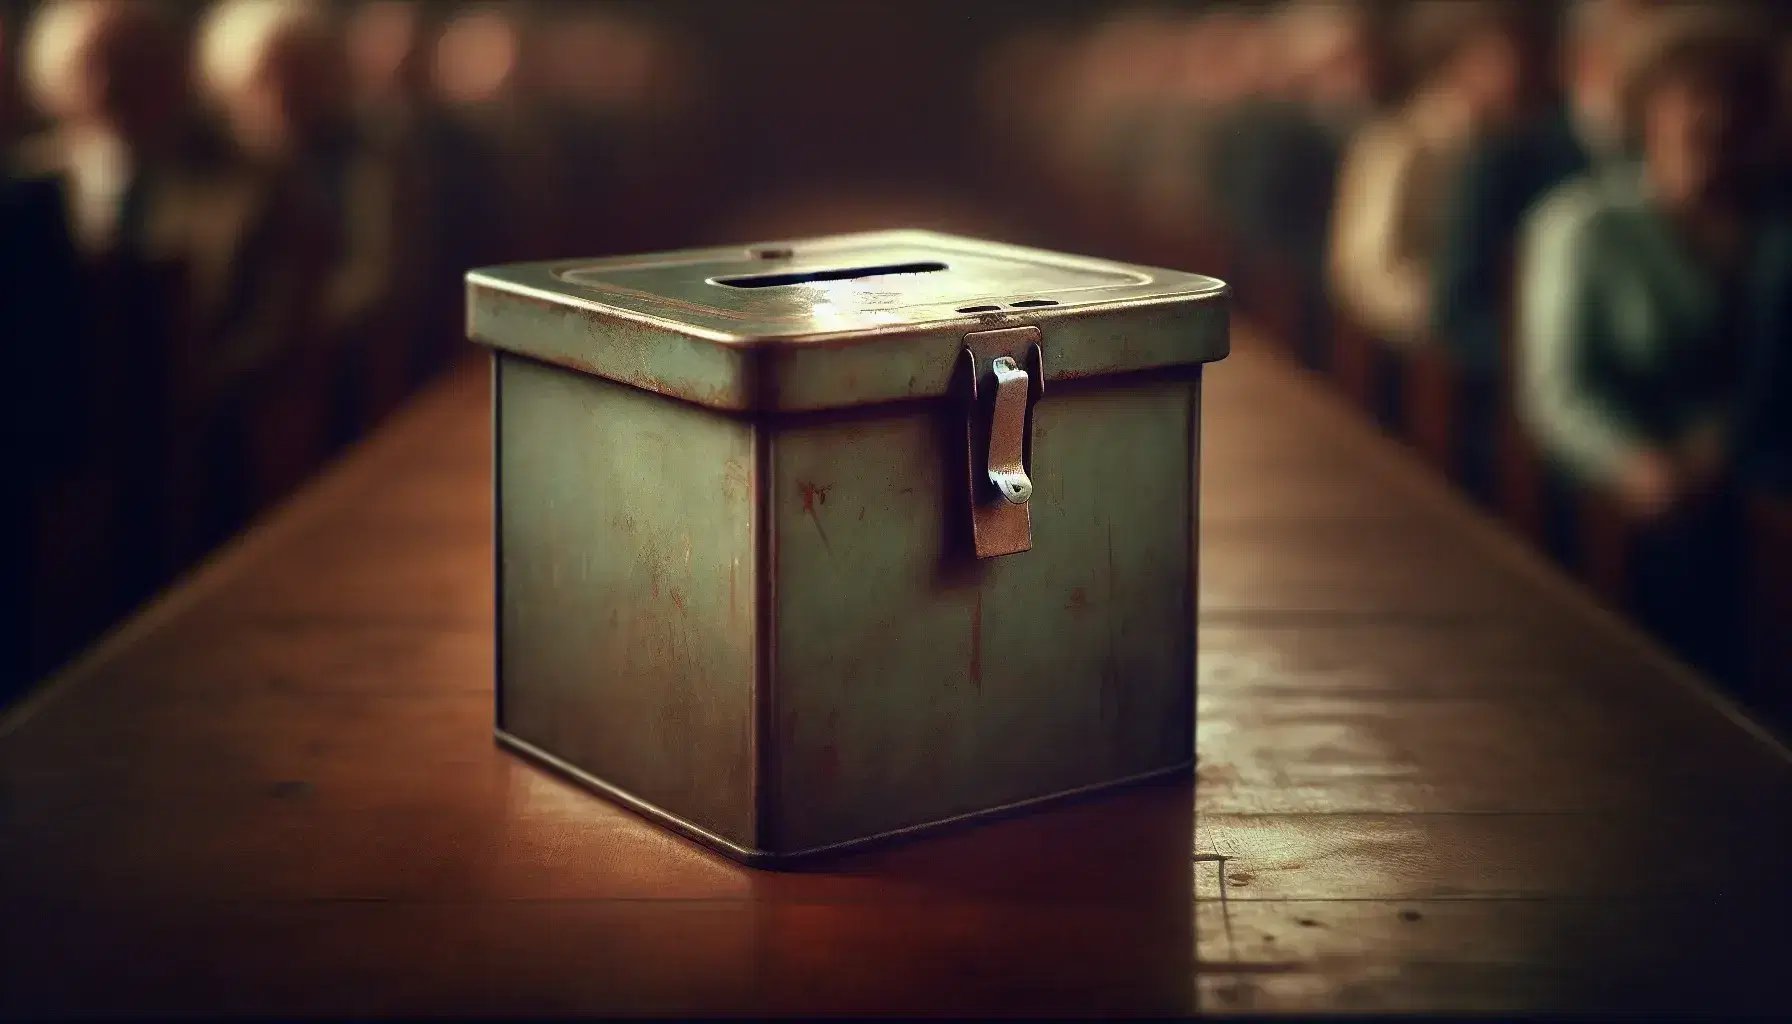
xmin=962 ymin=327 xmax=1044 ymax=559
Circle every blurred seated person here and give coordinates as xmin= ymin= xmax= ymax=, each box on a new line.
xmin=348 ymin=0 xmax=427 ymax=144
xmin=352 ymin=1 xmax=495 ymax=378
xmin=431 ymin=3 xmax=562 ymax=263
xmin=189 ymin=0 xmax=342 ymax=525
xmin=534 ymin=9 xmax=660 ymax=255
xmin=1427 ymin=0 xmax=1646 ymax=505
xmin=1204 ymin=1 xmax=1379 ymax=364
xmin=1433 ymin=0 xmax=1645 ymax=381
xmin=1516 ymin=10 xmax=1787 ymax=682
xmin=1200 ymin=8 xmax=1296 ymax=233
xmin=345 ymin=0 xmax=441 ymax=402
xmin=1301 ymin=0 xmax=1388 ymax=144
xmin=1732 ymin=28 xmax=1792 ymax=495
xmin=1 ymin=15 xmax=18 ymax=147
xmin=203 ymin=0 xmax=410 ymax=442
xmin=1128 ymin=10 xmax=1296 ymax=262
xmin=1100 ymin=22 xmax=1209 ymax=227
xmin=1046 ymin=8 xmax=1190 ymax=219
xmin=1126 ymin=16 xmax=1233 ymax=242
xmin=7 ymin=0 xmax=193 ymax=630
xmin=1328 ymin=0 xmax=1530 ymax=350
xmin=12 ymin=0 xmax=189 ymax=262
xmin=1 ymin=3 xmax=79 ymax=699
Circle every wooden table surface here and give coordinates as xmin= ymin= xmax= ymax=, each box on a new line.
xmin=4 ymin=335 xmax=1790 ymax=1016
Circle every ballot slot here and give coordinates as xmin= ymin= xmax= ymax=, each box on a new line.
xmin=711 ymin=261 xmax=949 ymax=289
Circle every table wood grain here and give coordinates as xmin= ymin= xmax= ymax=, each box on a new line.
xmin=4 ymin=335 xmax=1790 ymax=1016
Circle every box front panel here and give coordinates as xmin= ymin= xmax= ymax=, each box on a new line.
xmin=497 ymin=355 xmax=759 ymax=847
xmin=770 ymin=379 xmax=1197 ymax=853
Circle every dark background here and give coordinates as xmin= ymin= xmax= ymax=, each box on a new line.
xmin=4 ymin=0 xmax=1791 ymax=736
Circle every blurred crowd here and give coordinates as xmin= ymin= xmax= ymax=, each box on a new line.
xmin=981 ymin=0 xmax=1792 ymax=714
xmin=1 ymin=0 xmax=709 ymax=701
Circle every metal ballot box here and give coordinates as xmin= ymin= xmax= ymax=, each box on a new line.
xmin=468 ymin=230 xmax=1228 ymax=866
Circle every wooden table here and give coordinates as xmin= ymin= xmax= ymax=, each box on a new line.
xmin=5 ymin=336 xmax=1790 ymax=1016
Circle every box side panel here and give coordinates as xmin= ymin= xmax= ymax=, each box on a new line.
xmin=769 ymin=380 xmax=1196 ymax=853
xmin=1189 ymin=369 xmax=1204 ymax=767
xmin=1190 ymin=372 xmax=1203 ymax=776
xmin=496 ymin=355 xmax=759 ymax=846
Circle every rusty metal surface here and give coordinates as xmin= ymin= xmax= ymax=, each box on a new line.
xmin=495 ymin=354 xmax=760 ymax=848
xmin=767 ymin=378 xmax=1200 ymax=855
xmin=466 ymin=229 xmax=1228 ymax=413
xmin=476 ymin=231 xmax=1226 ymax=863
xmin=493 ymin=357 xmax=1202 ymax=861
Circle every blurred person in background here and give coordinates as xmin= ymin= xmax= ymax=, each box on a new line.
xmin=1047 ymin=7 xmax=1190 ymax=245
xmin=2 ymin=1 xmax=77 ymax=701
xmin=1125 ymin=14 xmax=1234 ymax=253
xmin=206 ymin=0 xmax=422 ymax=443
xmin=534 ymin=8 xmax=657 ymax=256
xmin=1106 ymin=15 xmax=1218 ymax=246
xmin=350 ymin=0 xmax=493 ymax=379
xmin=1430 ymin=0 xmax=1649 ymax=504
xmin=430 ymin=2 xmax=563 ymax=263
xmin=192 ymin=0 xmax=343 ymax=532
xmin=0 ymin=0 xmax=26 ymax=702
xmin=347 ymin=0 xmax=425 ymax=148
xmin=6 ymin=0 xmax=192 ymax=675
xmin=1126 ymin=9 xmax=1300 ymax=272
xmin=1198 ymin=5 xmax=1290 ymax=223
xmin=1300 ymin=0 xmax=1388 ymax=141
xmin=1206 ymin=1 xmax=1380 ymax=367
xmin=1328 ymin=0 xmax=1532 ymax=350
xmin=973 ymin=23 xmax=1073 ymax=241
xmin=14 ymin=0 xmax=190 ymax=261
xmin=343 ymin=0 xmax=439 ymax=418
xmin=1434 ymin=0 xmax=1642 ymax=380
xmin=1516 ymin=8 xmax=1788 ymax=684
xmin=1736 ymin=24 xmax=1792 ymax=498
xmin=0 ymin=14 xmax=16 ymax=146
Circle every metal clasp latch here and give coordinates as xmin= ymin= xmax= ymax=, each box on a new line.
xmin=986 ymin=357 xmax=1034 ymax=505
xmin=962 ymin=327 xmax=1044 ymax=559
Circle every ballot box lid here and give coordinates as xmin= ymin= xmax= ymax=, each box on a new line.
xmin=466 ymin=229 xmax=1228 ymax=414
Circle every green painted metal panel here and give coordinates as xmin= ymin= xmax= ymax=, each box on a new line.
xmin=767 ymin=380 xmax=1199 ymax=854
xmin=476 ymin=231 xmax=1226 ymax=865
xmin=496 ymin=354 xmax=760 ymax=848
